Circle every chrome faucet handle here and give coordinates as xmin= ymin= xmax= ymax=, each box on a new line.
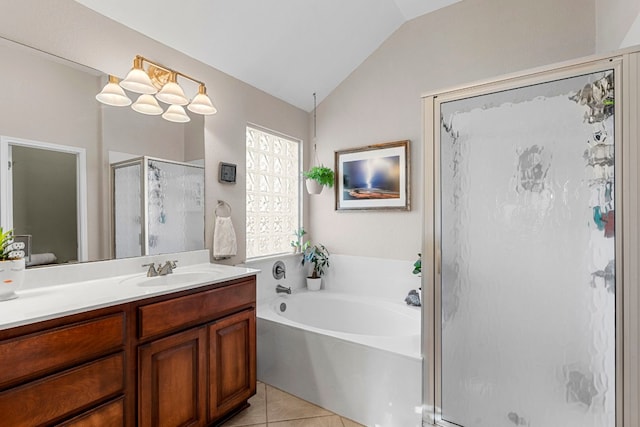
xmin=158 ymin=260 xmax=177 ymax=276
xmin=142 ymin=263 xmax=158 ymax=277
xmin=273 ymin=261 xmax=286 ymax=280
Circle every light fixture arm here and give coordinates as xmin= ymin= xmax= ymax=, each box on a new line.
xmin=136 ymin=55 xmax=206 ymax=87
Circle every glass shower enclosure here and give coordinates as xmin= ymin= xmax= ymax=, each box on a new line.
xmin=112 ymin=156 xmax=204 ymax=258
xmin=423 ymin=58 xmax=620 ymax=427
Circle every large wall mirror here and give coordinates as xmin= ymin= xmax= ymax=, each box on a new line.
xmin=0 ymin=37 xmax=205 ymax=267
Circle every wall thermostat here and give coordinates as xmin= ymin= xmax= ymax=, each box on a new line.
xmin=219 ymin=162 xmax=237 ymax=184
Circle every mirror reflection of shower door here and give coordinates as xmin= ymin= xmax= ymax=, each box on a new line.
xmin=146 ymin=159 xmax=205 ymax=256
xmin=112 ymin=157 xmax=204 ymax=258
xmin=437 ymin=65 xmax=617 ymax=427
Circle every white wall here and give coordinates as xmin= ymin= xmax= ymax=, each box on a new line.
xmin=310 ymin=0 xmax=596 ymax=261
xmin=596 ymin=0 xmax=640 ymax=52
xmin=0 ymin=0 xmax=309 ymax=265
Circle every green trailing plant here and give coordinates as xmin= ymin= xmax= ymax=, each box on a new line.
xmin=412 ymin=253 xmax=422 ymax=275
xmin=302 ymin=243 xmax=330 ymax=278
xmin=0 ymin=227 xmax=18 ymax=261
xmin=303 ymin=166 xmax=335 ymax=187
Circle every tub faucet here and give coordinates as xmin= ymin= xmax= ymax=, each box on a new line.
xmin=158 ymin=260 xmax=178 ymax=276
xmin=276 ymin=284 xmax=291 ymax=294
xmin=273 ymin=261 xmax=286 ymax=279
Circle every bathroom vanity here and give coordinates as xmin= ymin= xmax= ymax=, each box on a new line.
xmin=0 ymin=254 xmax=257 ymax=426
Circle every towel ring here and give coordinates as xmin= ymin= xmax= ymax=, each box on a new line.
xmin=215 ymin=200 xmax=232 ymax=218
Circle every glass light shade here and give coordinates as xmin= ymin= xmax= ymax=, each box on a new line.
xmin=156 ymin=73 xmax=188 ymax=105
xmin=96 ymin=75 xmax=132 ymax=106
xmin=131 ymin=94 xmax=163 ymax=115
xmin=120 ymin=57 xmax=157 ymax=94
xmin=187 ymin=85 xmax=217 ymax=115
xmin=162 ymin=104 xmax=191 ymax=123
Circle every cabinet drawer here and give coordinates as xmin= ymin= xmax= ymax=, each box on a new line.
xmin=138 ymin=278 xmax=255 ymax=339
xmin=0 ymin=312 xmax=125 ymax=387
xmin=59 ymin=397 xmax=124 ymax=427
xmin=0 ymin=352 xmax=124 ymax=426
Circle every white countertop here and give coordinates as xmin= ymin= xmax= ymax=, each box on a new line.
xmin=0 ymin=259 xmax=258 ymax=331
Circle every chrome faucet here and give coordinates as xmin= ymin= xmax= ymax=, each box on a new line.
xmin=276 ymin=284 xmax=291 ymax=294
xmin=158 ymin=260 xmax=178 ymax=276
xmin=273 ymin=261 xmax=286 ymax=280
xmin=142 ymin=263 xmax=159 ymax=277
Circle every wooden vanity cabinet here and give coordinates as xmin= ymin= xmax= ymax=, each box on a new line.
xmin=136 ymin=276 xmax=257 ymax=427
xmin=0 ymin=274 xmax=256 ymax=427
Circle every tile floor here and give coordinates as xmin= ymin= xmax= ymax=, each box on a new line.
xmin=221 ymin=382 xmax=365 ymax=427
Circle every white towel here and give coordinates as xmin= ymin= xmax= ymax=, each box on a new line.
xmin=26 ymin=252 xmax=57 ymax=266
xmin=213 ymin=216 xmax=237 ymax=259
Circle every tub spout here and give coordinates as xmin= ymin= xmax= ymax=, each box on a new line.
xmin=276 ymin=284 xmax=292 ymax=294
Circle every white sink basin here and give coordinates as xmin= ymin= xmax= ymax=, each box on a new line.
xmin=121 ymin=271 xmax=214 ymax=287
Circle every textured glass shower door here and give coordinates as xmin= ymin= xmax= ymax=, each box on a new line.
xmin=437 ymin=68 xmax=616 ymax=427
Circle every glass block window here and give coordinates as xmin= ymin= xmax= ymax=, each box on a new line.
xmin=246 ymin=125 xmax=300 ymax=258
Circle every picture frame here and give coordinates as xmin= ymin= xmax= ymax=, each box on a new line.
xmin=335 ymin=140 xmax=410 ymax=211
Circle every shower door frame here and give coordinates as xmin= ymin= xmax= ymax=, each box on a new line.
xmin=422 ymin=49 xmax=640 ymax=427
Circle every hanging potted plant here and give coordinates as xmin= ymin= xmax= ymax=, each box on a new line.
xmin=302 ymin=243 xmax=330 ymax=291
xmin=303 ymin=165 xmax=334 ymax=195
xmin=304 ymin=93 xmax=335 ymax=195
xmin=0 ymin=227 xmax=26 ymax=301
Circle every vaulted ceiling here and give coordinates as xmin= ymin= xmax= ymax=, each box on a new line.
xmin=74 ymin=0 xmax=461 ymax=111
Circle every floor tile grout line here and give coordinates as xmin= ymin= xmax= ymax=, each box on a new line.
xmin=261 ymin=382 xmax=267 ymax=426
xmin=227 ymin=381 xmax=364 ymax=426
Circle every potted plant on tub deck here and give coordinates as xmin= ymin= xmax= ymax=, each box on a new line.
xmin=0 ymin=227 xmax=26 ymax=301
xmin=302 ymin=243 xmax=330 ymax=291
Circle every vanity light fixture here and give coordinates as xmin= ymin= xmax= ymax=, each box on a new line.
xmin=162 ymin=104 xmax=191 ymax=123
xmin=96 ymin=55 xmax=217 ymax=122
xmin=155 ymin=72 xmax=189 ymax=106
xmin=131 ymin=94 xmax=163 ymax=116
xmin=95 ymin=75 xmax=132 ymax=107
xmin=120 ymin=56 xmax=157 ymax=94
xmin=187 ymin=85 xmax=218 ymax=115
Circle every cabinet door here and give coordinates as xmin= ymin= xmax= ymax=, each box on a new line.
xmin=208 ymin=309 xmax=256 ymax=421
xmin=139 ymin=327 xmax=206 ymax=427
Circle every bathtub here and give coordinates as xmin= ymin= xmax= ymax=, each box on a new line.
xmin=257 ymin=291 xmax=423 ymax=427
